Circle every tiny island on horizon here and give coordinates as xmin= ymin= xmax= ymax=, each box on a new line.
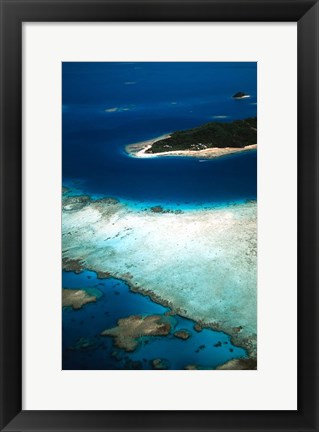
xmin=232 ymin=91 xmax=251 ymax=99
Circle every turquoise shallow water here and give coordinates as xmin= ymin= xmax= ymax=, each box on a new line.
xmin=62 ymin=62 xmax=257 ymax=369
xmin=62 ymin=271 xmax=248 ymax=370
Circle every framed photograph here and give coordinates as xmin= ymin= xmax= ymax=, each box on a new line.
xmin=0 ymin=0 xmax=318 ymax=431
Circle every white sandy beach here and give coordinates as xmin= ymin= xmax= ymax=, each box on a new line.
xmin=125 ymin=135 xmax=257 ymax=159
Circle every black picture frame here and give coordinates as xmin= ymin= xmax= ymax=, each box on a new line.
xmin=1 ymin=0 xmax=318 ymax=431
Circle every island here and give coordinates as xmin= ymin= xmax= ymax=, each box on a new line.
xmin=62 ymin=288 xmax=97 ymax=310
xmin=126 ymin=117 xmax=257 ymax=159
xmin=101 ymin=314 xmax=172 ymax=351
xmin=232 ymin=91 xmax=250 ymax=99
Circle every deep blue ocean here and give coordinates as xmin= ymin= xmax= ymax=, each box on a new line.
xmin=63 ymin=62 xmax=257 ymax=206
xmin=62 ymin=62 xmax=257 ymax=369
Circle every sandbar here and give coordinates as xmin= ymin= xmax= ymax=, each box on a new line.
xmin=174 ymin=330 xmax=191 ymax=340
xmin=62 ymin=288 xmax=97 ymax=310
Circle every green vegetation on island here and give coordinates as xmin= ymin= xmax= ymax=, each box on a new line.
xmin=145 ymin=117 xmax=257 ymax=154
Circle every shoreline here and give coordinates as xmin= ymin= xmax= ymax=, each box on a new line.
xmin=125 ymin=135 xmax=257 ymax=159
xmin=62 ymin=194 xmax=257 ymax=365
xmin=62 ymin=184 xmax=256 ymax=213
xmin=63 ymin=266 xmax=255 ymax=369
